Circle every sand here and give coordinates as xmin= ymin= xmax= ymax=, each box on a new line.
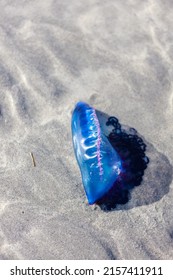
xmin=0 ymin=0 xmax=173 ymax=259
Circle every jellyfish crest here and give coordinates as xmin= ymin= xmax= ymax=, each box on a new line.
xmin=71 ymin=102 xmax=123 ymax=204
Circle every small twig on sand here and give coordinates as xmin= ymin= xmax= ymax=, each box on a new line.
xmin=30 ymin=152 xmax=36 ymax=167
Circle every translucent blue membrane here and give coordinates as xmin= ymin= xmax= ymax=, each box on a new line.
xmin=71 ymin=102 xmax=122 ymax=204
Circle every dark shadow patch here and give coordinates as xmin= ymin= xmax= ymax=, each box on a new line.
xmin=89 ymin=93 xmax=98 ymax=104
xmin=169 ymin=231 xmax=173 ymax=239
xmin=128 ymin=145 xmax=172 ymax=209
xmin=0 ymin=105 xmax=3 ymax=118
xmin=95 ymin=111 xmax=172 ymax=211
xmin=138 ymin=241 xmax=158 ymax=259
xmin=11 ymin=85 xmax=30 ymax=117
xmin=53 ymin=82 xmax=67 ymax=98
xmin=0 ymin=63 xmax=16 ymax=88
xmin=104 ymin=247 xmax=117 ymax=260
xmin=18 ymin=92 xmax=28 ymax=115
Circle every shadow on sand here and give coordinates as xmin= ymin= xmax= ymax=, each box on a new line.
xmin=95 ymin=110 xmax=172 ymax=211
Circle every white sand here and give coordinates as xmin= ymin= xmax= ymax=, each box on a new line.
xmin=0 ymin=0 xmax=173 ymax=259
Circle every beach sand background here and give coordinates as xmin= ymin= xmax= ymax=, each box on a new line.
xmin=0 ymin=0 xmax=173 ymax=259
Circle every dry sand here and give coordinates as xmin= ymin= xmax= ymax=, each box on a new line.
xmin=0 ymin=0 xmax=173 ymax=259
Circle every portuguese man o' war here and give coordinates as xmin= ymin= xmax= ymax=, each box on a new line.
xmin=71 ymin=101 xmax=149 ymax=209
xmin=71 ymin=101 xmax=122 ymax=204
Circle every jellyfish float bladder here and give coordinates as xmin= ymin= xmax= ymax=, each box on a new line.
xmin=71 ymin=101 xmax=149 ymax=209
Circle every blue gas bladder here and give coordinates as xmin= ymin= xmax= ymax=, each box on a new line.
xmin=71 ymin=102 xmax=122 ymax=204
